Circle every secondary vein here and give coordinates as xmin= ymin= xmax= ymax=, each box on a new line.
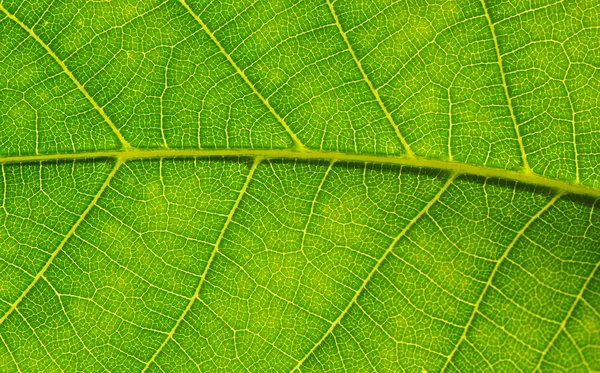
xmin=0 ymin=159 xmax=123 ymax=325
xmin=533 ymin=256 xmax=600 ymax=370
xmin=140 ymin=157 xmax=261 ymax=372
xmin=440 ymin=192 xmax=563 ymax=372
xmin=0 ymin=4 xmax=132 ymax=151
xmin=291 ymin=173 xmax=456 ymax=372
xmin=326 ymin=0 xmax=415 ymax=158
xmin=479 ymin=0 xmax=530 ymax=173
xmin=177 ymin=0 xmax=307 ymax=151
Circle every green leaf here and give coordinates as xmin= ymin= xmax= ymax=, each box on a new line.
xmin=0 ymin=0 xmax=599 ymax=372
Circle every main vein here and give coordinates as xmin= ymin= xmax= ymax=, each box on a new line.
xmin=0 ymin=148 xmax=598 ymax=199
xmin=479 ymin=0 xmax=530 ymax=173
xmin=140 ymin=157 xmax=261 ymax=372
xmin=177 ymin=0 xmax=307 ymax=151
xmin=0 ymin=4 xmax=132 ymax=151
xmin=326 ymin=0 xmax=415 ymax=159
xmin=0 ymin=159 xmax=123 ymax=325
xmin=291 ymin=173 xmax=456 ymax=371
xmin=440 ymin=192 xmax=563 ymax=372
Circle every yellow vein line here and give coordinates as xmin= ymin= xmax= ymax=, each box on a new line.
xmin=0 ymin=159 xmax=123 ymax=325
xmin=0 ymin=4 xmax=132 ymax=150
xmin=533 ymin=257 xmax=600 ymax=371
xmin=561 ymin=60 xmax=580 ymax=183
xmin=140 ymin=157 xmax=261 ymax=372
xmin=0 ymin=149 xmax=598 ymax=198
xmin=480 ymin=0 xmax=530 ymax=173
xmin=326 ymin=0 xmax=415 ymax=159
xmin=177 ymin=0 xmax=307 ymax=151
xmin=440 ymin=191 xmax=563 ymax=372
xmin=291 ymin=173 xmax=456 ymax=372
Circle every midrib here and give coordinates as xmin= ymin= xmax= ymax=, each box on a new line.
xmin=1 ymin=148 xmax=599 ymax=199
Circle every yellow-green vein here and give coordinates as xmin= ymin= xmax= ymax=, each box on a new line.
xmin=440 ymin=191 xmax=563 ymax=372
xmin=140 ymin=157 xmax=261 ymax=372
xmin=0 ymin=149 xmax=598 ymax=199
xmin=291 ymin=172 xmax=457 ymax=372
xmin=177 ymin=0 xmax=307 ymax=151
xmin=43 ymin=277 xmax=110 ymax=372
xmin=0 ymin=158 xmax=123 ymax=325
xmin=326 ymin=0 xmax=415 ymax=159
xmin=0 ymin=4 xmax=132 ymax=150
xmin=479 ymin=0 xmax=530 ymax=173
xmin=533 ymin=257 xmax=600 ymax=370
xmin=0 ymin=333 xmax=21 ymax=373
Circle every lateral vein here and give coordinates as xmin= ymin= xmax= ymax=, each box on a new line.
xmin=0 ymin=159 xmax=123 ymax=325
xmin=440 ymin=192 xmax=563 ymax=372
xmin=140 ymin=157 xmax=261 ymax=372
xmin=479 ymin=0 xmax=530 ymax=172
xmin=533 ymin=257 xmax=600 ymax=370
xmin=177 ymin=0 xmax=307 ymax=151
xmin=0 ymin=4 xmax=132 ymax=150
xmin=326 ymin=0 xmax=415 ymax=158
xmin=291 ymin=173 xmax=456 ymax=372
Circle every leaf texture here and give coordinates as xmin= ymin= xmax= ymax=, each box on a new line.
xmin=0 ymin=0 xmax=599 ymax=372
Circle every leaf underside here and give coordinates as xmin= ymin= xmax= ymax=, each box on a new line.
xmin=0 ymin=0 xmax=599 ymax=372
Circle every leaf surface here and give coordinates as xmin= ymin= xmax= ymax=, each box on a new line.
xmin=0 ymin=0 xmax=599 ymax=372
